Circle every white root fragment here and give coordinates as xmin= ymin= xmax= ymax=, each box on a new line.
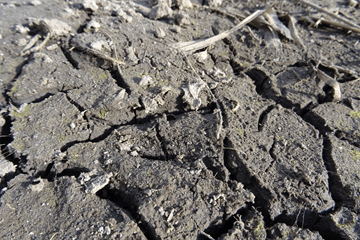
xmin=166 ymin=209 xmax=175 ymax=222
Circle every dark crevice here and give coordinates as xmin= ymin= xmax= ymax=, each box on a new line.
xmin=28 ymin=92 xmax=55 ymax=105
xmin=245 ymin=68 xmax=268 ymax=94
xmin=258 ymin=105 xmax=275 ymax=131
xmin=222 ymin=135 xmax=344 ymax=240
xmin=269 ymin=137 xmax=277 ymax=162
xmin=57 ymin=168 xmax=85 ymax=178
xmin=208 ymin=51 xmax=217 ymax=64
xmin=60 ymin=140 xmax=87 ymax=152
xmin=223 ymin=137 xmax=274 ymax=224
xmin=322 ymin=136 xmax=355 ymax=208
xmin=334 ymin=130 xmax=360 ymax=148
xmin=4 ymin=58 xmax=29 ymax=105
xmin=229 ymin=58 xmax=244 ymax=75
xmin=59 ymin=44 xmax=80 ymax=69
xmin=288 ymin=61 xmax=309 ymax=68
xmin=35 ymin=162 xmax=54 ymax=180
xmin=97 ymin=185 xmax=157 ymax=240
xmin=201 ymin=208 xmax=240 ymax=239
xmin=109 ymin=66 xmax=132 ymax=94
xmin=0 ymin=114 xmax=15 ymax=162
xmin=155 ymin=122 xmax=169 ymax=161
xmin=90 ymin=126 xmax=117 ymax=142
xmin=64 ymin=93 xmax=85 ymax=112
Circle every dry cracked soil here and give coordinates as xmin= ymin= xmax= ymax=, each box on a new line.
xmin=0 ymin=0 xmax=360 ymax=239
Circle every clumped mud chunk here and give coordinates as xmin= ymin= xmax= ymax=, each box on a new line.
xmin=63 ymin=113 xmax=255 ymax=239
xmin=0 ymin=174 xmax=146 ymax=239
xmin=316 ymin=207 xmax=360 ymax=240
xmin=215 ymin=75 xmax=334 ymax=222
xmin=8 ymin=93 xmax=90 ymax=174
xmin=328 ymin=135 xmax=360 ymax=210
xmin=305 ymin=102 xmax=360 ymax=146
xmin=7 ymin=49 xmax=83 ymax=105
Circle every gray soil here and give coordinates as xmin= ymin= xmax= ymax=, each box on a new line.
xmin=0 ymin=0 xmax=360 ymax=239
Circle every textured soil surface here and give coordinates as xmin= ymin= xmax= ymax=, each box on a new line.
xmin=0 ymin=0 xmax=360 ymax=239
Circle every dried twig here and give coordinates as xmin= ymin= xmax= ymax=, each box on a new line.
xmin=302 ymin=16 xmax=360 ymax=33
xmin=20 ymin=34 xmax=41 ymax=55
xmin=296 ymin=0 xmax=360 ymax=31
xmin=171 ymin=4 xmax=271 ymax=54
xmin=72 ymin=43 xmax=124 ymax=66
xmin=21 ymin=33 xmax=50 ymax=56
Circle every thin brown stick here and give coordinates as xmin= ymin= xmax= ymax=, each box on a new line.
xmin=72 ymin=43 xmax=124 ymax=66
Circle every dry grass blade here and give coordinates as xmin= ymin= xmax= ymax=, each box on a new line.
xmin=264 ymin=7 xmax=293 ymax=40
xmin=288 ymin=15 xmax=306 ymax=50
xmin=171 ymin=4 xmax=271 ymax=54
xmin=305 ymin=16 xmax=360 ymax=33
xmin=296 ymin=0 xmax=360 ymax=31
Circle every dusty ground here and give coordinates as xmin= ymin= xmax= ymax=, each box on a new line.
xmin=0 ymin=0 xmax=360 ymax=239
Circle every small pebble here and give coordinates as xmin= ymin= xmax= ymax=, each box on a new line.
xmin=29 ymin=0 xmax=41 ymax=6
xmin=170 ymin=25 xmax=181 ymax=33
xmin=46 ymin=44 xmax=58 ymax=51
xmin=14 ymin=24 xmax=29 ymax=34
xmin=154 ymin=28 xmax=166 ymax=38
xmin=14 ymin=38 xmax=27 ymax=46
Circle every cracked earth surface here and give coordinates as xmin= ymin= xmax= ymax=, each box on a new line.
xmin=0 ymin=0 xmax=360 ymax=239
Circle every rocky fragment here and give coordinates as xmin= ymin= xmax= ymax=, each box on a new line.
xmin=175 ymin=0 xmax=193 ymax=9
xmin=13 ymin=24 xmax=30 ymax=34
xmin=0 ymin=159 xmax=16 ymax=177
xmin=85 ymin=19 xmax=101 ymax=32
xmin=28 ymin=18 xmax=72 ymax=37
xmin=175 ymin=11 xmax=191 ymax=26
xmin=149 ymin=1 xmax=173 ymax=20
xmin=61 ymin=113 xmax=254 ymax=239
xmin=154 ymin=27 xmax=166 ymax=38
xmin=182 ymin=81 xmax=206 ymax=110
xmin=8 ymin=49 xmax=83 ymax=105
xmin=205 ymin=0 xmax=223 ymax=7
xmin=109 ymin=157 xmax=254 ymax=239
xmin=78 ymin=170 xmax=113 ymax=194
xmin=81 ymin=0 xmax=98 ymax=12
xmin=316 ymin=207 xmax=360 ymax=240
xmin=157 ymin=112 xmax=229 ymax=180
